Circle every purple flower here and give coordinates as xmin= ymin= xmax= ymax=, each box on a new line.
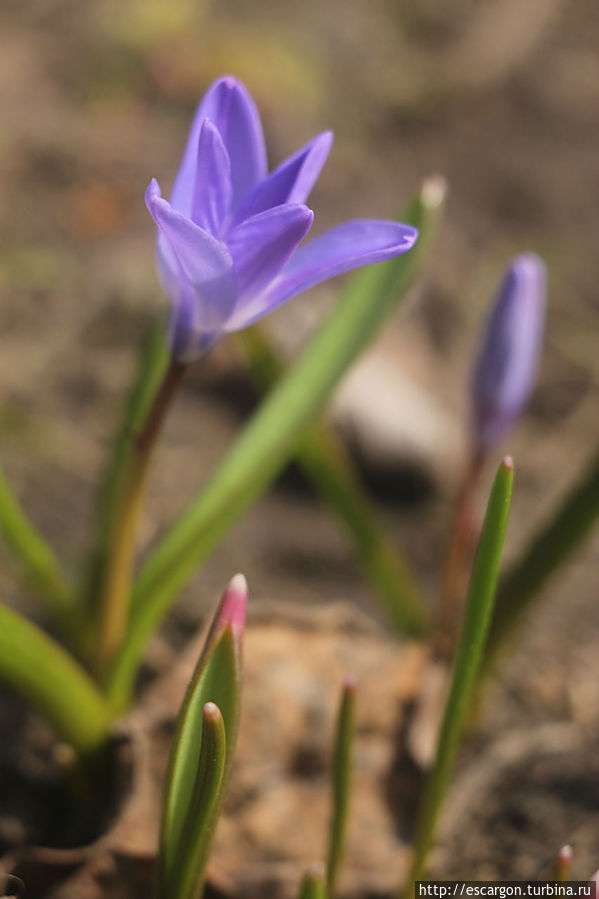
xmin=471 ymin=253 xmax=546 ymax=448
xmin=146 ymin=76 xmax=418 ymax=361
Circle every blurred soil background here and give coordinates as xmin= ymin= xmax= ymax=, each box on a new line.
xmin=0 ymin=0 xmax=599 ymax=892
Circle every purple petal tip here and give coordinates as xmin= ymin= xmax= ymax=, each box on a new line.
xmin=145 ymin=178 xmax=161 ymax=208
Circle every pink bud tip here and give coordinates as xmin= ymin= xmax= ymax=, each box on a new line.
xmin=203 ymin=701 xmax=221 ymax=721
xmin=501 ymin=455 xmax=514 ymax=471
xmin=344 ymin=675 xmax=358 ymax=692
xmin=305 ymin=861 xmax=326 ymax=880
xmin=216 ymin=573 xmax=248 ymax=637
xmin=558 ymin=845 xmax=572 ymax=862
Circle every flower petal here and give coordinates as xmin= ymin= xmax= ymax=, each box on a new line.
xmin=171 ymin=76 xmax=267 ymax=216
xmin=472 ymin=253 xmax=546 ymax=446
xmin=154 ymin=229 xmax=218 ymax=360
xmin=146 ymin=179 xmax=236 ymax=338
xmin=191 ymin=119 xmax=232 ymax=237
xmin=231 ymin=219 xmax=418 ymax=329
xmin=230 ymin=131 xmax=333 ymax=227
xmin=225 ymin=204 xmax=314 ymax=329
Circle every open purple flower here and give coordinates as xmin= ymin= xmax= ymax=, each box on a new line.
xmin=471 ymin=253 xmax=546 ymax=448
xmin=146 ymin=75 xmax=418 ymax=361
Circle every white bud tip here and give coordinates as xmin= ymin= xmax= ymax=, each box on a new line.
xmin=421 ymin=174 xmax=448 ymax=208
xmin=229 ymin=573 xmax=248 ymax=594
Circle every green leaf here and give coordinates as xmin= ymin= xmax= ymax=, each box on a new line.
xmin=158 ymin=576 xmax=245 ymax=897
xmin=0 ymin=467 xmax=74 ymax=626
xmin=81 ymin=320 xmax=169 ymax=618
xmin=236 ymin=324 xmax=429 ymax=638
xmin=486 ymin=447 xmax=599 ymax=664
xmin=326 ymin=677 xmax=356 ymax=898
xmin=106 ymin=176 xmax=447 ymax=711
xmin=0 ymin=602 xmax=111 ymax=758
xmin=404 ymin=457 xmax=514 ymax=894
xmin=167 ymin=702 xmax=226 ymax=899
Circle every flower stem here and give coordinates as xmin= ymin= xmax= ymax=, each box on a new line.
xmin=95 ymin=358 xmax=187 ymax=680
xmin=436 ymin=446 xmax=484 ymax=656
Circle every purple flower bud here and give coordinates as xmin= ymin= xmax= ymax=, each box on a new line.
xmin=146 ymin=75 xmax=418 ymax=361
xmin=471 ymin=253 xmax=546 ymax=448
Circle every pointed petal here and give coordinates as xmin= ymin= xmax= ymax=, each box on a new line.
xmin=153 ymin=226 xmax=218 ymax=360
xmin=225 ymin=204 xmax=313 ymax=328
xmin=171 ymin=76 xmax=267 ymax=216
xmin=153 ymin=230 xmax=203 ymax=360
xmin=231 ymin=131 xmax=333 ymax=226
xmin=146 ymin=179 xmax=236 ymax=344
xmin=191 ymin=119 xmax=232 ymax=237
xmin=231 ymin=219 xmax=418 ymax=329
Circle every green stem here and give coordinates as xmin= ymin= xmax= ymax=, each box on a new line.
xmin=95 ymin=358 xmax=187 ymax=678
xmin=404 ymin=458 xmax=513 ymax=895
xmin=435 ymin=447 xmax=484 ymax=656
xmin=236 ymin=325 xmax=429 ymax=637
xmin=0 ymin=602 xmax=111 ymax=758
xmin=486 ymin=447 xmax=599 ymax=665
xmin=326 ymin=677 xmax=356 ymax=898
xmin=82 ymin=322 xmax=169 ymax=618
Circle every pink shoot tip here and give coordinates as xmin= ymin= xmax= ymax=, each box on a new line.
xmin=501 ymin=455 xmax=514 ymax=471
xmin=215 ymin=573 xmax=248 ymax=638
xmin=203 ymin=701 xmax=221 ymax=722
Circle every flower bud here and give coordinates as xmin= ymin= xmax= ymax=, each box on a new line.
xmin=471 ymin=253 xmax=546 ymax=449
xmin=214 ymin=573 xmax=248 ymax=638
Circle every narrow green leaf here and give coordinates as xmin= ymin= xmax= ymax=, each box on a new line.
xmin=0 ymin=602 xmax=111 ymax=758
xmin=486 ymin=447 xmax=599 ymax=664
xmin=81 ymin=320 xmax=169 ymax=616
xmin=236 ymin=324 xmax=429 ymax=637
xmin=158 ymin=575 xmax=246 ymax=896
xmin=299 ymin=866 xmax=327 ymax=899
xmin=404 ymin=457 xmax=514 ymax=894
xmin=0 ymin=467 xmax=74 ymax=624
xmin=326 ymin=677 xmax=356 ymax=898
xmin=167 ymin=702 xmax=226 ymax=899
xmin=160 ymin=632 xmax=238 ymax=886
xmin=106 ymin=176 xmax=447 ymax=711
